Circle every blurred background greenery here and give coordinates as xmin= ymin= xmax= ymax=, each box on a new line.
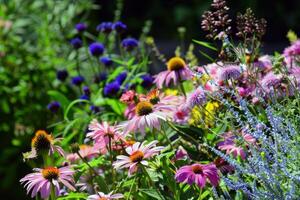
xmin=0 ymin=0 xmax=299 ymax=198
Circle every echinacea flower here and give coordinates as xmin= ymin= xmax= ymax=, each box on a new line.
xmin=175 ymin=163 xmax=219 ymax=188
xmin=173 ymin=105 xmax=190 ymax=125
xmin=154 ymin=57 xmax=193 ymax=88
xmin=20 ymin=166 xmax=75 ymax=198
xmin=87 ymin=191 xmax=123 ymax=200
xmin=120 ymin=90 xmax=136 ymax=104
xmin=89 ymin=42 xmax=105 ymax=56
xmin=174 ymin=146 xmax=189 ymax=161
xmin=218 ymin=65 xmax=241 ymax=81
xmin=186 ymin=87 xmax=206 ymax=108
xmin=47 ymin=101 xmax=61 ymax=113
xmin=23 ymin=130 xmax=64 ymax=160
xmin=56 ymin=69 xmax=68 ymax=82
xmin=217 ymin=139 xmax=246 ymax=160
xmin=67 ymin=144 xmax=99 ymax=163
xmin=113 ymin=140 xmax=164 ymax=175
xmin=70 ymin=37 xmax=82 ymax=49
xmin=120 ymin=101 xmax=168 ymax=134
xmin=121 ymin=38 xmax=139 ymax=51
xmin=213 ymin=157 xmax=234 ymax=174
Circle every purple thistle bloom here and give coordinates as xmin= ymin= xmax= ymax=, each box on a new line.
xmin=96 ymin=22 xmax=113 ymax=34
xmin=175 ymin=163 xmax=220 ymax=188
xmin=80 ymin=94 xmax=90 ymax=100
xmin=70 ymin=37 xmax=82 ymax=49
xmin=47 ymin=101 xmax=61 ymax=113
xmin=141 ymin=74 xmax=154 ymax=88
xmin=89 ymin=42 xmax=104 ymax=56
xmin=115 ymin=72 xmax=127 ymax=84
xmin=187 ymin=87 xmax=206 ymax=108
xmin=83 ymin=86 xmax=90 ymax=96
xmin=113 ymin=21 xmax=127 ymax=33
xmin=90 ymin=105 xmax=101 ymax=114
xmin=94 ymin=72 xmax=107 ymax=84
xmin=100 ymin=57 xmax=113 ymax=67
xmin=71 ymin=76 xmax=84 ymax=86
xmin=20 ymin=166 xmax=75 ymax=198
xmin=261 ymin=72 xmax=281 ymax=90
xmin=56 ymin=69 xmax=68 ymax=82
xmin=103 ymin=81 xmax=120 ymax=97
xmin=218 ymin=65 xmax=241 ymax=81
xmin=75 ymin=23 xmax=87 ymax=33
xmin=121 ymin=38 xmax=139 ymax=51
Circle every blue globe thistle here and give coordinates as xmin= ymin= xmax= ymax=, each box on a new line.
xmin=141 ymin=74 xmax=154 ymax=88
xmin=96 ymin=22 xmax=113 ymax=34
xmin=100 ymin=57 xmax=113 ymax=67
xmin=79 ymin=94 xmax=90 ymax=100
xmin=75 ymin=23 xmax=87 ymax=33
xmin=71 ymin=76 xmax=85 ymax=86
xmin=121 ymin=38 xmax=139 ymax=51
xmin=56 ymin=69 xmax=68 ymax=82
xmin=103 ymin=81 xmax=120 ymax=97
xmin=70 ymin=37 xmax=83 ymax=49
xmin=90 ymin=105 xmax=101 ymax=114
xmin=83 ymin=86 xmax=90 ymax=96
xmin=89 ymin=42 xmax=105 ymax=56
xmin=115 ymin=71 xmax=127 ymax=84
xmin=47 ymin=101 xmax=61 ymax=113
xmin=94 ymin=72 xmax=107 ymax=83
xmin=113 ymin=21 xmax=127 ymax=33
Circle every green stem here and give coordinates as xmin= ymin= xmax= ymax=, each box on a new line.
xmin=141 ymin=165 xmax=164 ymax=199
xmin=127 ymin=176 xmax=137 ymax=200
xmin=50 ymin=183 xmax=56 ymax=200
xmin=108 ymin=137 xmax=115 ymax=184
xmin=161 ymin=126 xmax=173 ymax=149
xmin=179 ymin=81 xmax=186 ymax=97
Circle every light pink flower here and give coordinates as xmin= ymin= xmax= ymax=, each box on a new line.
xmin=120 ymin=101 xmax=169 ymax=134
xmin=175 ymin=163 xmax=220 ymax=188
xmin=113 ymin=140 xmax=164 ymax=175
xmin=66 ymin=145 xmax=99 ymax=163
xmin=87 ymin=191 xmax=123 ymax=200
xmin=218 ymin=140 xmax=246 ymax=160
xmin=173 ymin=105 xmax=190 ymax=124
xmin=120 ymin=90 xmax=136 ymax=104
xmin=20 ymin=166 xmax=75 ymax=198
xmin=154 ymin=57 xmax=193 ymax=88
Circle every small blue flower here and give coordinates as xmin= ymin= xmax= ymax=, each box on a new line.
xmin=115 ymin=71 xmax=127 ymax=84
xmin=75 ymin=23 xmax=87 ymax=33
xmin=103 ymin=81 xmax=120 ymax=97
xmin=94 ymin=72 xmax=107 ymax=83
xmin=100 ymin=57 xmax=113 ymax=67
xmin=96 ymin=22 xmax=113 ymax=34
xmin=47 ymin=101 xmax=61 ymax=113
xmin=70 ymin=37 xmax=82 ymax=49
xmin=121 ymin=38 xmax=139 ymax=51
xmin=56 ymin=69 xmax=68 ymax=82
xmin=79 ymin=94 xmax=90 ymax=100
xmin=71 ymin=76 xmax=85 ymax=86
xmin=113 ymin=21 xmax=127 ymax=33
xmin=90 ymin=105 xmax=101 ymax=113
xmin=89 ymin=42 xmax=105 ymax=56
xmin=141 ymin=74 xmax=154 ymax=88
xmin=83 ymin=86 xmax=90 ymax=96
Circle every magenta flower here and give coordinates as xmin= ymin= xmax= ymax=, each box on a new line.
xmin=214 ymin=157 xmax=234 ymax=174
xmin=217 ymin=139 xmax=246 ymax=160
xmin=154 ymin=57 xmax=193 ymax=88
xmin=87 ymin=191 xmax=123 ymax=200
xmin=174 ymin=146 xmax=189 ymax=161
xmin=175 ymin=163 xmax=220 ymax=188
xmin=113 ymin=140 xmax=164 ymax=175
xmin=173 ymin=105 xmax=190 ymax=125
xmin=20 ymin=166 xmax=75 ymax=198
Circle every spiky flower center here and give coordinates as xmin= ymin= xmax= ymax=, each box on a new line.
xmin=99 ymin=198 xmax=108 ymax=200
xmin=192 ymin=165 xmax=203 ymax=174
xmin=31 ymin=130 xmax=53 ymax=152
xmin=167 ymin=57 xmax=186 ymax=71
xmin=130 ymin=150 xmax=144 ymax=162
xmin=136 ymin=101 xmax=153 ymax=116
xmin=42 ymin=167 xmax=60 ymax=180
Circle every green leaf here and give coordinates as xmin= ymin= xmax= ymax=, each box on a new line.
xmin=199 ymin=50 xmax=215 ymax=62
xmin=57 ymin=192 xmax=87 ymax=200
xmin=139 ymin=189 xmax=165 ymax=200
xmin=64 ymin=99 xmax=89 ymax=121
xmin=193 ymin=40 xmax=218 ymax=51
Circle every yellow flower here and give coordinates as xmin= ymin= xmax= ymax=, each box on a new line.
xmin=165 ymin=88 xmax=178 ymax=96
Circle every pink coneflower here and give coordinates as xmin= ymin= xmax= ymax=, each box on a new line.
xmin=120 ymin=90 xmax=136 ymax=104
xmin=87 ymin=191 xmax=123 ymax=200
xmin=76 ymin=169 xmax=103 ymax=193
xmin=213 ymin=157 xmax=234 ymax=174
xmin=218 ymin=65 xmax=241 ymax=81
xmin=186 ymin=87 xmax=206 ymax=108
xmin=120 ymin=101 xmax=169 ymax=134
xmin=87 ymin=119 xmax=124 ymax=151
xmin=20 ymin=166 xmax=75 ymax=198
xmin=175 ymin=163 xmax=220 ymax=188
xmin=66 ymin=144 xmax=99 ymax=163
xmin=173 ymin=146 xmax=189 ymax=161
xmin=23 ymin=130 xmax=64 ymax=160
xmin=154 ymin=57 xmax=193 ymax=88
xmin=113 ymin=140 xmax=164 ymax=175
xmin=217 ymin=139 xmax=246 ymax=160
